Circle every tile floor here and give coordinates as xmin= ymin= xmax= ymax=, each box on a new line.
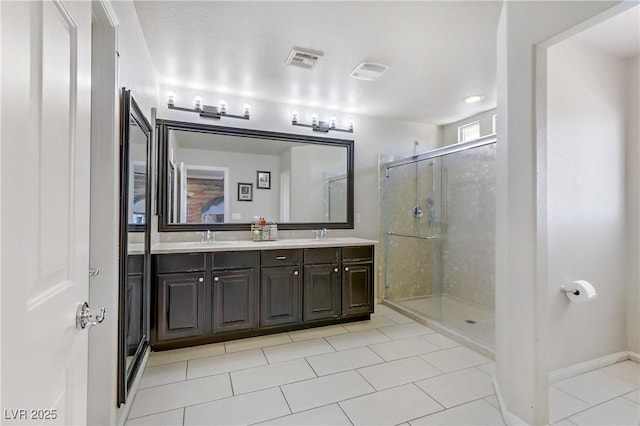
xmin=126 ymin=305 xmax=639 ymax=426
xmin=550 ymin=360 xmax=640 ymax=425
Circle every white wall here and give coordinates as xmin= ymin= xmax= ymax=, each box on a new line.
xmin=155 ymin=86 xmax=441 ymax=241
xmin=626 ymin=55 xmax=640 ymax=354
xmin=495 ymin=1 xmax=620 ymax=424
xmin=175 ymin=148 xmax=281 ymax=222
xmin=289 ymin=145 xmax=346 ymax=222
xmin=88 ymin=1 xmax=158 ymax=425
xmin=547 ymin=39 xmax=628 ymax=370
xmin=442 ymin=108 xmax=496 ymax=146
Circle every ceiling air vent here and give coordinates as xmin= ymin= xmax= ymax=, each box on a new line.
xmin=350 ymin=62 xmax=389 ymax=81
xmin=285 ymin=47 xmax=324 ymax=70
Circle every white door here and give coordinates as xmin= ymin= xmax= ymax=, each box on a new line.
xmin=179 ymin=162 xmax=187 ymax=222
xmin=1 ymin=1 xmax=92 ymax=424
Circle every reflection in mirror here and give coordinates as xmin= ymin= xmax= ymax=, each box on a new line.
xmin=158 ymin=120 xmax=354 ymax=231
xmin=118 ymin=89 xmax=151 ymax=406
xmin=128 ymin=119 xmax=147 ymax=226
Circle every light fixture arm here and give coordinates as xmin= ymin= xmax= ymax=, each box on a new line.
xmin=291 ymin=115 xmax=353 ymax=133
xmin=167 ymin=99 xmax=250 ymax=120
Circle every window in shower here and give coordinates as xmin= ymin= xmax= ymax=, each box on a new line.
xmin=458 ymin=121 xmax=480 ymax=143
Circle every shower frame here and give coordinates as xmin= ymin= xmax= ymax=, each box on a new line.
xmin=382 ymin=133 xmax=498 ymax=354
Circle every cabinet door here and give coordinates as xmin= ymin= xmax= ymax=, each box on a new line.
xmin=303 ymin=264 xmax=340 ymax=321
xmin=212 ymin=268 xmax=257 ymax=333
xmin=260 ymin=266 xmax=301 ymax=326
xmin=342 ymin=261 xmax=374 ymax=316
xmin=157 ymin=272 xmax=206 ymax=342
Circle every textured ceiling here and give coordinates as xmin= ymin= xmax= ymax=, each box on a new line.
xmin=134 ymin=1 xmax=502 ymax=126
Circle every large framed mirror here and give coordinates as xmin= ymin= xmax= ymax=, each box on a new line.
xmin=118 ymin=89 xmax=152 ymax=405
xmin=157 ymin=120 xmax=354 ymax=231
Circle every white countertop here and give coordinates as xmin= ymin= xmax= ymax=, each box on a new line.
xmin=151 ymin=237 xmax=377 ymax=254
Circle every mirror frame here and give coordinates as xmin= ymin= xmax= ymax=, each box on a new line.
xmin=118 ymin=89 xmax=152 ymax=405
xmin=156 ymin=119 xmax=354 ymax=231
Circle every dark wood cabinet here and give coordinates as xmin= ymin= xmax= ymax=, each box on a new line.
xmin=303 ymin=264 xmax=341 ymax=321
xmin=212 ymin=268 xmax=257 ymax=333
xmin=152 ymin=245 xmax=374 ymax=350
xmin=342 ymin=261 xmax=374 ymax=316
xmin=260 ymin=266 xmax=301 ymax=326
xmin=156 ymin=272 xmax=206 ymax=342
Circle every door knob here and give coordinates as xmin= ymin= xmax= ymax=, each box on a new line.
xmin=334 ymin=267 xmax=339 ymax=273
xmin=293 ymin=270 xmax=299 ymax=276
xmin=76 ymin=302 xmax=106 ymax=330
xmin=345 ymin=267 xmax=349 ymax=272
xmin=199 ymin=277 xmax=205 ymax=283
xmin=213 ymin=277 xmax=219 ymax=282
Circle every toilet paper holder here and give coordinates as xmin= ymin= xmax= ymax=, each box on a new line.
xmin=560 ymin=285 xmax=581 ymax=296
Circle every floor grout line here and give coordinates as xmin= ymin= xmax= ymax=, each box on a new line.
xmin=129 ymin=308 xmax=637 ymax=426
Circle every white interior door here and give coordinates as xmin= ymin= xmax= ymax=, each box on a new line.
xmin=179 ymin=161 xmax=187 ymax=222
xmin=1 ymin=1 xmax=92 ymax=424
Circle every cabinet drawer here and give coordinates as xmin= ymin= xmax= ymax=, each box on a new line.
xmin=304 ymin=247 xmax=340 ymax=265
xmin=342 ymin=246 xmax=374 ymax=261
xmin=155 ymin=253 xmax=206 ymax=273
xmin=213 ymin=251 xmax=259 ymax=269
xmin=261 ymin=249 xmax=301 ymax=267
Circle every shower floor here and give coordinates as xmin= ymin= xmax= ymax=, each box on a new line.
xmin=389 ymin=294 xmax=495 ymax=346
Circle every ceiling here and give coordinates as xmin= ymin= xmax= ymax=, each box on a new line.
xmin=571 ymin=5 xmax=639 ymax=58
xmin=173 ymin=129 xmax=307 ymax=155
xmin=133 ymin=1 xmax=502 ymax=126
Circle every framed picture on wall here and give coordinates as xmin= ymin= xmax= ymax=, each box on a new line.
xmin=237 ymin=182 xmax=253 ymax=201
xmin=256 ymin=171 xmax=271 ymax=189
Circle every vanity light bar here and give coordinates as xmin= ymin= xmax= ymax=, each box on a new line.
xmin=291 ymin=111 xmax=353 ymax=133
xmin=167 ymin=94 xmax=250 ymax=120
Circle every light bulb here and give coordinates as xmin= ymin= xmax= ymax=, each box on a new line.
xmin=311 ymin=113 xmax=318 ymax=126
xmin=464 ymin=95 xmax=484 ymax=104
xmin=193 ymin=96 xmax=203 ymax=110
xmin=219 ymin=100 xmax=227 ymax=114
xmin=330 ymin=117 xmax=337 ymax=129
xmin=243 ymin=104 xmax=251 ymax=117
xmin=167 ymin=92 xmax=175 ymax=107
xmin=291 ymin=111 xmax=299 ymax=123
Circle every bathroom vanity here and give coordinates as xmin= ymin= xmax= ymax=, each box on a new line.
xmin=150 ymin=238 xmax=375 ymax=350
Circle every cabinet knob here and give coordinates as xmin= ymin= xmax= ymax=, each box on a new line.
xmin=198 ymin=277 xmax=204 ymax=283
xmin=293 ymin=270 xmax=299 ymax=276
xmin=213 ymin=276 xmax=219 ymax=282
xmin=344 ymin=267 xmax=349 ymax=272
xmin=334 ymin=267 xmax=339 ymax=273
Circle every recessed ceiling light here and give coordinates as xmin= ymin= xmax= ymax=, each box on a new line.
xmin=464 ymin=95 xmax=485 ymax=103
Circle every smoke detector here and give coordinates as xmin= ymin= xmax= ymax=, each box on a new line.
xmin=285 ymin=47 xmax=324 ymax=70
xmin=350 ymin=62 xmax=389 ymax=81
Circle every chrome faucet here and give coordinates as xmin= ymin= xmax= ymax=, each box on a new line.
xmin=313 ymin=229 xmax=328 ymax=240
xmin=200 ymin=230 xmax=217 ymax=243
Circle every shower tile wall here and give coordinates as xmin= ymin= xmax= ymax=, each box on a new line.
xmin=385 ymin=236 xmax=438 ymax=300
xmin=441 ymin=144 xmax=496 ymax=311
xmin=385 ymin=159 xmax=439 ymax=302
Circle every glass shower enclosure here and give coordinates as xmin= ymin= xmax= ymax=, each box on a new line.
xmin=383 ymin=135 xmax=497 ymax=347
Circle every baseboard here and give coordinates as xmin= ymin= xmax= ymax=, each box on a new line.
xmin=492 ymin=377 xmax=528 ymax=425
xmin=548 ymin=351 xmax=632 ymax=384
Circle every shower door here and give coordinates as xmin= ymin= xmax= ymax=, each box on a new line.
xmin=385 ymin=157 xmax=442 ymax=321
